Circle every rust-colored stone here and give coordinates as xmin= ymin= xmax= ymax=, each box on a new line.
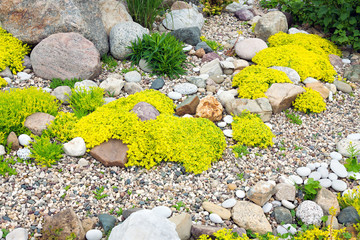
xmin=90 ymin=139 xmax=129 ymax=167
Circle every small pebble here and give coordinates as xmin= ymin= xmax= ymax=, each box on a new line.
xmin=223 ymin=115 xmax=233 ymax=124
xmin=320 ymin=162 xmax=328 ymax=168
xmin=18 ymin=134 xmax=32 ymax=146
xmin=277 ymin=225 xmax=288 ymax=235
xmin=262 ymin=202 xmax=272 ymax=213
xmin=228 ymin=183 xmax=237 ymax=190
xmin=330 ymin=151 xmax=342 ymax=160
xmin=183 ymin=45 xmax=192 ymax=52
xmin=209 ymin=213 xmax=223 ymax=223
xmin=319 ymin=179 xmax=332 ymax=188
xmin=17 ymin=72 xmax=31 ymax=81
xmin=306 ymin=163 xmax=315 ymax=170
xmin=168 ymin=91 xmax=182 ymax=100
xmin=317 ymin=167 xmax=329 ymax=178
xmin=217 ymin=122 xmax=226 ymax=128
xmin=236 ymin=190 xmax=245 ymax=198
xmin=271 ymin=200 xmax=282 ymax=208
xmin=86 ymin=229 xmax=103 ymax=240
xmin=223 ymin=129 xmax=233 ymax=138
xmin=265 ymin=123 xmax=272 ymax=129
xmin=281 ymin=200 xmax=295 ymax=209
xmin=330 ymin=159 xmax=348 ymax=178
xmin=222 ymin=198 xmax=237 ymax=208
xmin=296 ymin=167 xmax=311 ymax=177
xmin=282 ymin=224 xmax=297 ymax=235
xmin=332 ymin=180 xmax=347 ymax=192
xmin=342 ymin=59 xmax=351 ymax=64
xmin=193 ymin=67 xmax=200 ymax=72
xmin=328 ymin=173 xmax=338 ymax=181
xmin=17 ymin=148 xmax=31 ymax=160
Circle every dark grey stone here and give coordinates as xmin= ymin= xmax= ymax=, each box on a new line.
xmin=338 ymin=206 xmax=360 ymax=225
xmin=273 ymin=207 xmax=293 ymax=224
xmin=98 ymin=213 xmax=117 ymax=233
xmin=170 ymin=27 xmax=201 ymax=46
xmin=122 ymin=208 xmax=143 ymax=219
xmin=150 ymin=77 xmax=165 ymax=90
xmin=195 ymin=42 xmax=213 ymax=53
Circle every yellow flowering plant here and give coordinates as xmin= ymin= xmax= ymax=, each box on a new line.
xmin=293 ymin=88 xmax=326 ymax=114
xmin=0 ymin=77 xmax=7 ymax=88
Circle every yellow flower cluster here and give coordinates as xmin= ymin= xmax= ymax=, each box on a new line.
xmin=44 ymin=112 xmax=79 ymax=143
xmin=293 ymin=88 xmax=326 ymax=113
xmin=0 ymin=77 xmax=7 ymax=88
xmin=0 ymin=132 xmax=5 ymax=145
xmin=199 ymin=228 xmax=280 ymax=240
xmin=268 ymin=32 xmax=342 ymax=57
xmin=73 ymin=90 xmax=226 ymax=174
xmin=252 ymin=45 xmax=337 ymax=83
xmin=337 ymin=186 xmax=360 ymax=215
xmin=232 ymin=111 xmax=275 ymax=148
xmin=232 ymin=65 xmax=292 ymax=99
xmin=294 ymin=226 xmax=348 ymax=240
xmin=0 ymin=27 xmax=30 ymax=74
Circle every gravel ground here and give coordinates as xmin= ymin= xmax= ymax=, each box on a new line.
xmin=1 ymin=9 xmax=360 ymax=239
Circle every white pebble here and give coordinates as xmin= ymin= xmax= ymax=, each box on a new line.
xmin=152 ymin=206 xmax=172 ymax=218
xmin=209 ymin=213 xmax=223 ymax=223
xmin=282 ymin=224 xmax=297 ymax=235
xmin=17 ymin=72 xmax=31 ymax=81
xmin=193 ymin=67 xmax=200 ymax=72
xmin=308 ymin=172 xmax=321 ymax=181
xmin=332 ymin=180 xmax=347 ymax=192
xmin=86 ymin=229 xmax=103 ymax=240
xmin=223 ymin=129 xmax=233 ymax=138
xmin=271 ymin=200 xmax=282 ymax=208
xmin=217 ymin=122 xmax=226 ymax=128
xmin=168 ymin=91 xmax=182 ymax=100
xmin=330 ymin=159 xmax=348 ymax=178
xmin=222 ymin=198 xmax=237 ymax=208
xmin=0 ymin=145 xmax=5 ymax=156
xmin=236 ymin=190 xmax=245 ymax=199
xmin=17 ymin=148 xmax=31 ymax=160
xmin=296 ymin=167 xmax=311 ymax=177
xmin=18 ymin=134 xmax=32 ymax=146
xmin=183 ymin=45 xmax=193 ymax=52
xmin=289 ymin=175 xmax=303 ymax=185
xmin=314 ymin=162 xmax=321 ymax=168
xmin=277 ymin=225 xmax=288 ymax=235
xmin=223 ymin=115 xmax=233 ymax=124
xmin=281 ymin=200 xmax=295 ymax=209
xmin=330 ymin=151 xmax=342 ymax=160
xmin=328 ymin=173 xmax=338 ymax=181
xmin=342 ymin=59 xmax=351 ymax=64
xmin=317 ymin=167 xmax=329 ymax=178
xmin=306 ymin=163 xmax=316 ymax=170
xmin=320 ymin=162 xmax=328 ymax=168
xmin=244 ymin=186 xmax=250 ymax=192
xmin=347 ymin=133 xmax=360 ymax=141
xmin=319 ymin=179 xmax=332 ymax=188
xmin=182 ymin=114 xmax=193 ymax=118
xmin=262 ymin=202 xmax=273 ymax=213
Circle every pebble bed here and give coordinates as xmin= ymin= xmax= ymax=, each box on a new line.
xmin=1 ymin=8 xmax=360 ymax=239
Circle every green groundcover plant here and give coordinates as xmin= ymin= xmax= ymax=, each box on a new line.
xmin=30 ymin=135 xmax=64 ymax=167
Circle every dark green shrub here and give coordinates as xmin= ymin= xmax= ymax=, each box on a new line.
xmin=125 ymin=0 xmax=164 ymax=30
xmin=49 ymin=78 xmax=82 ymax=89
xmin=127 ymin=32 xmax=189 ymax=79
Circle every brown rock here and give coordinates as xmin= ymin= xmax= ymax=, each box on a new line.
xmin=265 ymin=83 xmax=305 ymax=114
xmin=90 ymin=139 xmax=129 ymax=167
xmin=254 ymin=11 xmax=288 ymax=41
xmin=195 ymin=48 xmax=205 ymax=58
xmin=232 ymin=201 xmax=272 ymax=235
xmin=275 ymin=183 xmax=296 ymax=201
xmin=131 ymin=102 xmax=160 ymax=121
xmin=306 ymin=82 xmax=330 ymax=99
xmin=315 ymin=188 xmax=340 ymax=216
xmin=246 ymin=180 xmax=276 ymax=206
xmin=24 ymin=112 xmax=55 ymax=136
xmin=191 ymin=225 xmax=222 ymax=239
xmin=124 ymin=82 xmax=143 ymax=95
xmin=329 ymin=54 xmax=344 ymax=71
xmin=202 ymin=202 xmax=231 ymax=220
xmin=99 ymin=0 xmax=133 ymax=35
xmin=31 ymin=32 xmax=101 ymax=80
xmin=81 ymin=217 xmax=97 ymax=233
xmin=196 ymin=95 xmax=223 ymax=122
xmin=202 ymin=52 xmax=222 ymax=63
xmin=176 ymin=95 xmax=200 ymax=116
xmin=6 ymin=132 xmax=20 ymax=150
xmin=41 ymin=208 xmax=85 ymax=240
xmin=228 ymin=183 xmax=237 ymax=190
xmin=171 ymin=1 xmax=192 ymax=10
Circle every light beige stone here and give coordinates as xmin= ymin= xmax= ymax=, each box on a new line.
xmin=275 ymin=183 xmax=296 ymax=201
xmin=306 ymin=82 xmax=330 ymax=99
xmin=246 ymin=180 xmax=276 ymax=206
xmin=169 ymin=213 xmax=192 ymax=240
xmin=315 ymin=188 xmax=340 ymax=216
xmin=24 ymin=112 xmax=55 ymax=136
xmin=202 ymin=202 xmax=231 ymax=220
xmin=99 ymin=0 xmax=133 ymax=35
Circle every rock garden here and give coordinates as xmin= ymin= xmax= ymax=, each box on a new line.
xmin=0 ymin=0 xmax=360 ymax=239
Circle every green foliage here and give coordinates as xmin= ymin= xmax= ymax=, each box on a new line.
xmin=259 ymin=0 xmax=279 ymax=8
xmin=338 ymin=187 xmax=360 ymax=215
xmin=232 ymin=145 xmax=249 ymax=158
xmin=121 ymin=66 xmax=139 ymax=74
xmin=93 ymin=186 xmax=108 ymax=200
xmin=0 ymin=87 xmax=60 ymax=136
xmin=67 ymin=87 xmax=105 ymax=119
xmin=0 ymin=77 xmax=7 ymax=88
xmin=0 ymin=27 xmax=30 ymax=74
xmin=284 ymin=109 xmax=302 ymax=125
xmin=127 ymin=32 xmax=188 ymax=79
xmin=172 ymin=201 xmax=186 ymax=211
xmin=232 ymin=65 xmax=292 ymax=99
xmin=101 ymin=54 xmax=118 ymax=72
xmin=73 ymin=90 xmax=226 ymax=174
xmin=293 ymin=88 xmax=326 ymax=114
xmin=296 ymin=178 xmax=322 ymax=200
xmin=125 ymin=0 xmax=164 ymax=30
xmin=44 ymin=112 xmax=78 ymax=143
xmin=0 ymin=155 xmax=17 ymax=177
xmin=30 ymin=135 xmax=64 ymax=167
xmin=200 ymin=36 xmax=223 ymax=51
xmin=201 ymin=0 xmax=233 ymax=15
xmin=344 ymin=142 xmax=360 ymax=172
xmin=232 ymin=111 xmax=275 ymax=148
xmin=49 ymin=78 xmax=82 ymax=89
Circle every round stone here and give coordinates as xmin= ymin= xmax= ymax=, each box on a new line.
xmin=193 ymin=67 xmax=200 ymax=72
xmin=222 ymin=198 xmax=237 ymax=208
xmin=328 ymin=173 xmax=338 ymax=181
xmin=152 ymin=206 xmax=172 ymax=218
xmin=330 ymin=160 xmax=348 ymax=178
xmin=223 ymin=129 xmax=233 ymax=138
xmin=330 ymin=151 xmax=342 ymax=160
xmin=277 ymin=225 xmax=288 ymax=235
xmin=289 ymin=175 xmax=303 ymax=185
xmin=236 ymin=190 xmax=245 ymax=199
xmin=314 ymin=162 xmax=321 ymax=168
xmin=217 ymin=122 xmax=226 ymax=128
xmin=17 ymin=148 xmax=31 ymax=160
xmin=347 ymin=133 xmax=360 ymax=141
xmin=317 ymin=167 xmax=329 ymax=178
xmin=271 ymin=200 xmax=282 ymax=208
xmin=320 ymin=162 xmax=328 ymax=168
xmin=209 ymin=213 xmax=223 ymax=223
xmin=228 ymin=183 xmax=237 ymax=190
xmin=296 ymin=200 xmax=323 ymax=225
xmin=319 ymin=179 xmax=332 ymax=188
xmin=262 ymin=202 xmax=272 ymax=213
xmin=306 ymin=163 xmax=316 ymax=170
xmin=168 ymin=91 xmax=182 ymax=100
xmin=296 ymin=167 xmax=311 ymax=177
xmin=332 ymin=180 xmax=347 ymax=192
xmin=281 ymin=200 xmax=295 ymax=210
xmin=183 ymin=45 xmax=192 ymax=52
xmin=86 ymin=229 xmax=103 ymax=240
xmin=308 ymin=172 xmax=321 ymax=181
xmin=18 ymin=134 xmax=32 ymax=146
xmin=124 ymin=71 xmax=141 ymax=82
xmin=173 ymin=83 xmax=198 ymax=95
xmin=223 ymin=115 xmax=233 ymax=124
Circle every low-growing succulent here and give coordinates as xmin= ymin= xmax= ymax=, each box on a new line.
xmin=44 ymin=112 xmax=78 ymax=143
xmin=0 ymin=77 xmax=7 ymax=88
xmin=293 ymin=88 xmax=326 ymax=114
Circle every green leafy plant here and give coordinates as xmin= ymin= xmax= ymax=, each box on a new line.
xmin=284 ymin=109 xmax=302 ymax=125
xmin=296 ymin=178 xmax=322 ymax=200
xmin=101 ymin=54 xmax=118 ymax=72
xmin=44 ymin=112 xmax=78 ymax=143
xmin=237 ymin=173 xmax=244 ymax=180
xmin=127 ymin=32 xmax=189 ymax=79
xmin=259 ymin=0 xmax=279 ymax=8
xmin=232 ymin=145 xmax=249 ymax=158
xmin=65 ymin=232 xmax=77 ymax=240
xmin=0 ymin=155 xmax=17 ymax=177
xmin=93 ymin=186 xmax=108 ymax=200
xmin=30 ymin=135 xmax=64 ymax=167
xmin=200 ymin=0 xmax=233 ymax=15
xmin=49 ymin=78 xmax=82 ymax=89
xmin=1 ymin=228 xmax=10 ymax=237
xmin=172 ymin=201 xmax=186 ymax=211
xmin=67 ymin=87 xmax=105 ymax=119
xmin=344 ymin=142 xmax=360 ymax=172
xmin=121 ymin=66 xmax=139 ymax=74
xmin=125 ymin=0 xmax=164 ymax=30
xmin=200 ymin=36 xmax=223 ymax=51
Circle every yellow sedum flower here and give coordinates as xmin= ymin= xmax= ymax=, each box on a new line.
xmin=44 ymin=112 xmax=79 ymax=143
xmin=232 ymin=65 xmax=292 ymax=99
xmin=293 ymin=88 xmax=326 ymax=114
xmin=0 ymin=77 xmax=7 ymax=88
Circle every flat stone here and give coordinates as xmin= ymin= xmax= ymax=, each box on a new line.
xmin=0 ymin=145 xmax=5 ymax=156
xmin=281 ymin=200 xmax=295 ymax=210
xmin=217 ymin=122 xmax=226 ymax=127
xmin=5 ymin=228 xmax=28 ymax=240
xmin=330 ymin=159 xmax=348 ymax=178
xmin=306 ymin=163 xmax=316 ymax=170
xmin=236 ymin=190 xmax=246 ymax=198
xmin=223 ymin=129 xmax=233 ymax=138
xmin=223 ymin=115 xmax=233 ymax=124
xmin=202 ymin=202 xmax=231 ymax=220
xmin=227 ymin=98 xmax=272 ymax=122
xmin=74 ymin=80 xmax=98 ymax=91
xmin=234 ymin=8 xmax=254 ymax=21
xmin=174 ymin=83 xmax=198 ymax=95
xmin=332 ymin=180 xmax=347 ymax=192
xmin=308 ymin=172 xmax=322 ymax=181
xmin=150 ymin=78 xmax=165 ymax=90
xmin=139 ymin=59 xmax=152 ymax=73
xmin=262 ymin=202 xmax=272 ymax=213
xmin=303 ymin=77 xmax=319 ymax=84
xmin=347 ymin=133 xmax=360 ymax=141
xmin=90 ymin=139 xmax=129 ymax=167
xmin=176 ymin=95 xmax=200 ymax=116
xmin=289 ymin=175 xmax=303 ymax=185
xmin=344 ymin=64 xmax=360 ymax=83
xmin=200 ymin=58 xmax=223 ymax=76
xmin=99 ymin=77 xmax=124 ymax=97
xmin=168 ymin=91 xmax=182 ymax=100
xmin=317 ymin=167 xmax=329 ymax=178
xmin=24 ymin=112 xmax=55 ymax=136
xmin=132 ymin=102 xmax=160 ymax=121
xmin=170 ymin=27 xmax=201 ymax=46
xmin=17 ymin=72 xmax=31 ymax=81
xmin=328 ymin=173 xmax=338 ymax=181
xmin=222 ymin=198 xmax=237 ymax=208
xmin=17 ymin=148 xmax=31 ymax=160
xmin=209 ymin=213 xmax=223 ymax=224
xmin=330 ymin=151 xmax=342 ymax=160
xmin=187 ymin=76 xmax=206 ymax=88
xmin=275 ymin=183 xmax=296 ymax=201
xmin=333 ymin=80 xmax=352 ymax=93
xmin=247 ymin=180 xmax=276 ymax=206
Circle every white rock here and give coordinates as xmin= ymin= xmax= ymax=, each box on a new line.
xmin=217 ymin=122 xmax=226 ymax=128
xmin=244 ymin=186 xmax=250 ymax=192
xmin=17 ymin=72 xmax=31 ymax=81
xmin=265 ymin=123 xmax=272 ymax=129
xmin=306 ymin=163 xmax=316 ymax=170
xmin=330 ymin=159 xmax=348 ymax=178
xmin=288 ymin=27 xmax=308 ymax=34
xmin=282 ymin=224 xmax=297 ymax=235
xmin=347 ymin=133 xmax=360 ymax=141
xmin=124 ymin=71 xmax=141 ymax=83
xmin=199 ymin=74 xmax=209 ymax=80
xmin=271 ymin=200 xmax=281 ymax=208
xmin=74 ymin=80 xmax=98 ymax=91
xmin=342 ymin=59 xmax=351 ymax=64
xmin=209 ymin=213 xmax=223 ymax=223
xmin=332 ymin=180 xmax=347 ymax=192
xmin=162 ymin=8 xmax=204 ymax=31
xmin=262 ymin=202 xmax=272 ymax=213
xmin=328 ymin=91 xmax=333 ymax=101
xmin=78 ymin=158 xmax=89 ymax=167
xmin=17 ymin=148 xmax=31 ymax=160
xmin=182 ymin=114 xmax=193 ymax=118
xmin=183 ymin=45 xmax=192 ymax=52
xmin=277 ymin=225 xmax=288 ymax=235
xmin=236 ymin=190 xmax=245 ymax=198
xmin=282 ymin=200 xmax=295 ymax=209
xmin=320 ymin=162 xmax=328 ymax=168
xmin=289 ymin=175 xmax=303 ymax=185
xmin=348 ymin=172 xmax=360 ymax=180
xmin=99 ymin=77 xmax=124 ymax=97
xmin=328 ymin=173 xmax=338 ymax=181
xmin=174 ymin=83 xmax=198 ymax=95
xmin=223 ymin=115 xmax=233 ymax=124
xmin=0 ymin=145 xmax=5 ymax=156
xmin=63 ymin=137 xmax=86 ymax=157
xmin=86 ymin=229 xmax=103 ymax=240
xmin=152 ymin=206 xmax=172 ymax=218
xmin=342 ymin=189 xmax=357 ymax=198
xmin=18 ymin=134 xmax=32 ymax=146
xmin=296 ymin=167 xmax=311 ymax=177
xmin=314 ymin=162 xmax=321 ymax=168
xmin=6 ymin=228 xmax=28 ymax=240
xmin=308 ymin=172 xmax=321 ymax=181
xmin=193 ymin=67 xmax=200 ymax=72
xmin=317 ymin=167 xmax=329 ymax=179
xmin=4 ymin=77 xmax=11 ymax=84
xmin=104 ymin=97 xmax=116 ymax=104
xmin=222 ymin=198 xmax=237 ymax=208
xmin=168 ymin=92 xmax=182 ymax=100
xmin=319 ymin=179 xmax=332 ymax=188
xmin=223 ymin=129 xmax=233 ymax=138
xmin=330 ymin=151 xmax=342 ymax=160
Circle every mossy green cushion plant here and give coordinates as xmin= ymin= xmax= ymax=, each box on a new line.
xmin=0 ymin=87 xmax=60 ymax=136
xmin=44 ymin=112 xmax=79 ymax=143
xmin=232 ymin=65 xmax=292 ymax=99
xmin=293 ymin=87 xmax=326 ymax=114
xmin=0 ymin=27 xmax=30 ymax=74
xmin=0 ymin=77 xmax=7 ymax=88
xmin=73 ymin=90 xmax=226 ymax=174
xmin=252 ymin=45 xmax=337 ymax=83
xmin=232 ymin=111 xmax=275 ymax=148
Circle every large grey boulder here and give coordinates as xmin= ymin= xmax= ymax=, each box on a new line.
xmin=110 ymin=22 xmax=149 ymax=60
xmin=162 ymin=8 xmax=204 ymax=30
xmin=99 ymin=0 xmax=133 ymax=35
xmin=254 ymin=11 xmax=288 ymax=41
xmin=0 ymin=0 xmax=108 ymax=55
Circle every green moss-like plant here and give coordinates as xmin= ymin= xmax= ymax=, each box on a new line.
xmin=49 ymin=78 xmax=82 ymax=89
xmin=0 ymin=87 xmax=60 ymax=136
xmin=30 ymin=135 xmax=64 ymax=167
xmin=252 ymin=45 xmax=337 ymax=83
xmin=0 ymin=77 xmax=7 ymax=88
xmin=293 ymin=88 xmax=326 ymax=114
xmin=232 ymin=65 xmax=292 ymax=99
xmin=0 ymin=27 xmax=30 ymax=74
xmin=73 ymin=90 xmax=225 ymax=174
xmin=200 ymin=0 xmax=233 ymax=15
xmin=44 ymin=112 xmax=78 ymax=143
xmin=232 ymin=111 xmax=275 ymax=148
